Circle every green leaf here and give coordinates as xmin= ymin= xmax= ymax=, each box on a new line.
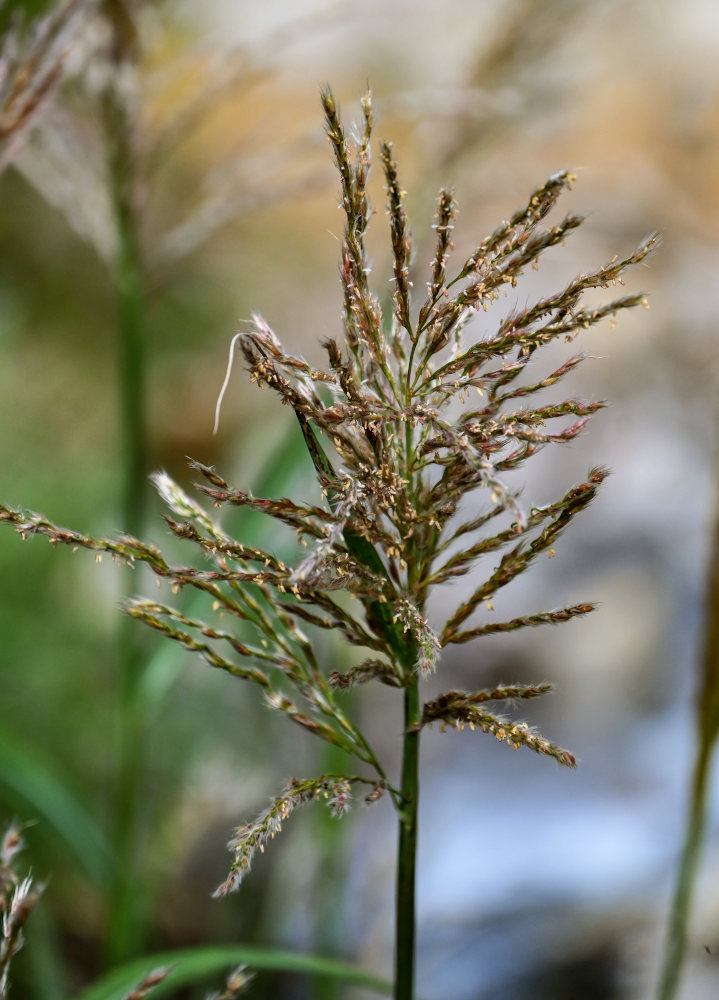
xmin=76 ymin=945 xmax=393 ymax=1000
xmin=0 ymin=726 xmax=112 ymax=885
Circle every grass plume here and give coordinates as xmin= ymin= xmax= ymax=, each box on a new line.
xmin=0 ymin=88 xmax=655 ymax=998
xmin=0 ymin=822 xmax=43 ymax=999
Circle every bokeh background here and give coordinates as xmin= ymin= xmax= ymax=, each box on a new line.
xmin=1 ymin=0 xmax=719 ymax=997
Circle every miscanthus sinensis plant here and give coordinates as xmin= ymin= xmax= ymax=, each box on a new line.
xmin=0 ymin=89 xmax=655 ymax=998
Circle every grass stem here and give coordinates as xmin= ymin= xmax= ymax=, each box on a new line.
xmin=101 ymin=0 xmax=149 ymax=965
xmin=657 ymin=742 xmax=712 ymax=1000
xmin=395 ymin=677 xmax=420 ymax=1000
xmin=657 ymin=441 xmax=719 ymax=999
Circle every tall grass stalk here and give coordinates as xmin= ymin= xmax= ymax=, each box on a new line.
xmin=395 ymin=677 xmax=420 ymax=999
xmin=0 ymin=0 xmax=152 ymax=976
xmin=0 ymin=89 xmax=655 ymax=997
xmin=657 ymin=451 xmax=719 ymax=1000
xmin=100 ymin=0 xmax=149 ymax=964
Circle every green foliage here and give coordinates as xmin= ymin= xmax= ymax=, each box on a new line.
xmin=0 ymin=730 xmax=111 ymax=885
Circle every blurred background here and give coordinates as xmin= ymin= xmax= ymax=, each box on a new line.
xmin=1 ymin=0 xmax=719 ymax=997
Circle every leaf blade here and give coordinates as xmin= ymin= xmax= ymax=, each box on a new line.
xmin=76 ymin=945 xmax=393 ymax=1000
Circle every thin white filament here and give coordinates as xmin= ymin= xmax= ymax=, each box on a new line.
xmin=213 ymin=332 xmax=243 ymax=435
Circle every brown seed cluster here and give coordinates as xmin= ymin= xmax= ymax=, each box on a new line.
xmin=0 ymin=88 xmax=655 ymax=895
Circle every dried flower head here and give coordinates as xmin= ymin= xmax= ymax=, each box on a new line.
xmin=0 ymin=822 xmax=44 ymax=997
xmin=0 ymin=88 xmax=656 ymax=899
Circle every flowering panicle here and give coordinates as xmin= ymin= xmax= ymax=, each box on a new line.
xmin=0 ymin=88 xmax=655 ymax=897
xmin=1 ymin=823 xmax=44 ymax=997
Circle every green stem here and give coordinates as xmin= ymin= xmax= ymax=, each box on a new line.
xmin=114 ymin=182 xmax=146 ymax=544
xmin=657 ymin=741 xmax=713 ymax=1000
xmin=102 ymin=16 xmax=145 ymax=538
xmin=101 ymin=0 xmax=148 ymax=965
xmin=395 ymin=675 xmax=420 ymax=1000
xmin=658 ymin=431 xmax=719 ymax=999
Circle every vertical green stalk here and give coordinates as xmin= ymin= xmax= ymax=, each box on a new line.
xmin=395 ymin=674 xmax=420 ymax=1000
xmin=393 ymin=414 xmax=421 ymax=1000
xmin=657 ymin=742 xmax=712 ymax=1000
xmin=657 ymin=442 xmax=719 ymax=999
xmin=111 ymin=154 xmax=146 ymax=541
xmin=100 ymin=0 xmax=148 ymax=965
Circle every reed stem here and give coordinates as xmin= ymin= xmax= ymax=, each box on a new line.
xmin=657 ymin=741 xmax=712 ymax=1000
xmin=101 ymin=0 xmax=148 ymax=965
xmin=395 ymin=676 xmax=420 ymax=1000
xmin=657 ymin=439 xmax=719 ymax=1000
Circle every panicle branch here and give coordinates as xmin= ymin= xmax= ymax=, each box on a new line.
xmin=445 ymin=603 xmax=595 ymax=646
xmin=420 ymin=689 xmax=576 ymax=768
xmin=380 ymin=140 xmax=413 ymax=339
xmin=417 ymin=188 xmax=457 ymax=331
xmin=440 ymin=468 xmax=608 ymax=643
xmin=329 ymin=657 xmax=403 ymax=690
xmin=214 ymin=774 xmax=388 ymax=897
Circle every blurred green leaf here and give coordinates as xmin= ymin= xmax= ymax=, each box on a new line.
xmin=77 ymin=945 xmax=393 ymax=1000
xmin=0 ymin=726 xmax=111 ymax=885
